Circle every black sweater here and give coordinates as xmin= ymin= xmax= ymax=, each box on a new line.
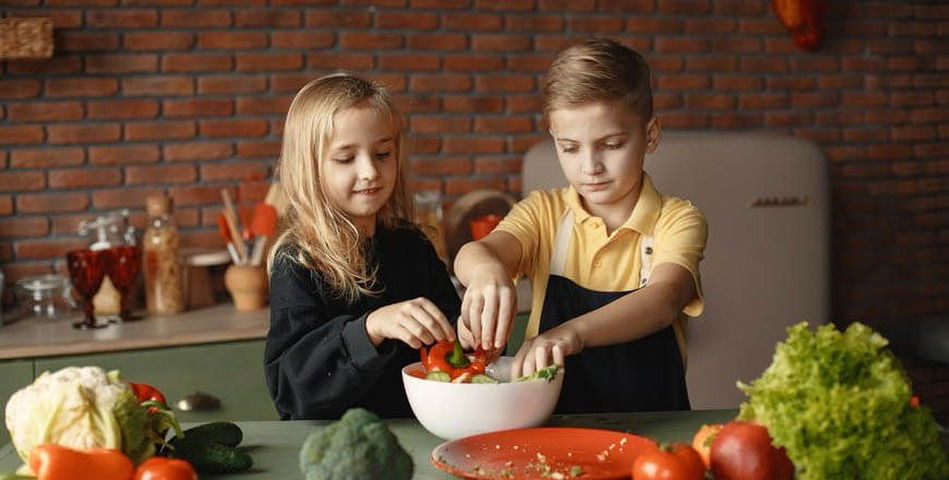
xmin=264 ymin=226 xmax=460 ymax=420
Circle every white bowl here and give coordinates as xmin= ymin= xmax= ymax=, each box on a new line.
xmin=402 ymin=356 xmax=564 ymax=440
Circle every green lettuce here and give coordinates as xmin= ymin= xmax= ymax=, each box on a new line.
xmin=738 ymin=322 xmax=949 ymax=480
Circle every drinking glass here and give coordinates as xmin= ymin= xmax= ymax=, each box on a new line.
xmin=66 ymin=249 xmax=108 ymax=329
xmin=105 ymin=245 xmax=141 ymax=323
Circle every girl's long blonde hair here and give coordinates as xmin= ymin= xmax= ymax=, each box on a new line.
xmin=269 ymin=73 xmax=412 ymax=302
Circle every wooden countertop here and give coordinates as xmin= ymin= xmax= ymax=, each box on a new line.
xmin=0 ymin=304 xmax=268 ymax=360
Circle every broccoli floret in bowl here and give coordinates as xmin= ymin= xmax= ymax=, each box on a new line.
xmin=299 ymin=408 xmax=413 ymax=480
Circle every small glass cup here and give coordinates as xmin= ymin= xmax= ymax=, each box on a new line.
xmin=105 ymin=245 xmax=141 ymax=323
xmin=66 ymin=249 xmax=108 ymax=330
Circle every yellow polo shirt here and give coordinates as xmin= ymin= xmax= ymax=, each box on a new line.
xmin=496 ymin=173 xmax=707 ymax=356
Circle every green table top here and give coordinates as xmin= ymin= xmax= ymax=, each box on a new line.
xmin=0 ymin=409 xmax=737 ymax=479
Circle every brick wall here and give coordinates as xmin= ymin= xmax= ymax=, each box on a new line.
xmin=1 ymin=1 xmax=946 ymax=418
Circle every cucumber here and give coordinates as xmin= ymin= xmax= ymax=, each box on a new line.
xmin=471 ymin=374 xmax=499 ymax=384
xmin=170 ymin=440 xmax=253 ymax=474
xmin=179 ymin=421 xmax=243 ymax=447
xmin=425 ymin=371 xmax=451 ymax=382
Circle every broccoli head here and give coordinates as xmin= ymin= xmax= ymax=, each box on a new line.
xmin=299 ymin=408 xmax=413 ymax=480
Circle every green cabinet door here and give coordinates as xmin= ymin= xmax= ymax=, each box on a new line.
xmin=0 ymin=359 xmax=33 ymax=447
xmin=34 ymin=340 xmax=278 ymax=424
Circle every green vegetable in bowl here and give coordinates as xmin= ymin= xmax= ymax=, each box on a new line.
xmin=516 ymin=365 xmax=559 ymax=383
xmin=299 ymin=408 xmax=413 ymax=480
xmin=737 ymin=322 xmax=949 ymax=480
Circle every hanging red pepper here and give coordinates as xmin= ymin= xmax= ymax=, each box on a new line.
xmin=133 ymin=457 xmax=198 ymax=480
xmin=29 ymin=444 xmax=134 ymax=480
xmin=772 ymin=0 xmax=826 ymax=52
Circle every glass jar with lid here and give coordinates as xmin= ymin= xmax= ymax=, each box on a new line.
xmin=16 ymin=274 xmax=75 ymax=318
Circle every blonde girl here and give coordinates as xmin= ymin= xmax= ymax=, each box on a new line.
xmin=265 ymin=74 xmax=459 ymax=420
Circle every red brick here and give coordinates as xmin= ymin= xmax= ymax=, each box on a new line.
xmin=236 ymin=140 xmax=281 ymax=159
xmin=7 ymin=8 xmax=83 ymax=27
xmin=88 ymin=145 xmax=160 ymax=166
xmin=442 ymin=95 xmax=503 ymax=113
xmin=364 ymin=73 xmax=407 ymax=92
xmin=767 ymin=77 xmax=816 ymax=91
xmin=627 ymin=17 xmax=683 ymax=33
xmin=597 ymin=0 xmax=654 ymax=12
xmin=195 ymin=32 xmax=263 ymax=50
xmin=738 ymin=94 xmax=789 ymax=110
xmin=198 ymin=76 xmax=267 ymax=95
xmin=646 ymin=55 xmax=683 ymax=73
xmin=305 ymin=10 xmax=371 ymax=28
xmin=18 ymin=192 xmax=90 ymax=213
xmin=0 ymin=80 xmax=41 ymax=99
xmin=443 ymin=136 xmax=505 ymax=154
xmin=86 ymin=99 xmax=158 ymax=119
xmin=168 ymin=54 xmax=233 ymax=74
xmin=476 ymin=75 xmax=535 ymax=93
xmin=842 ymin=92 xmax=887 ymax=108
xmin=308 ymin=52 xmax=374 ymax=71
xmin=444 ymin=13 xmax=502 ymax=31
xmin=272 ymin=0 xmax=335 ymax=5
xmin=686 ymin=56 xmax=737 ymax=71
xmin=711 ymin=112 xmax=766 ymax=128
xmin=445 ymin=177 xmax=508 ymax=195
xmin=126 ymin=164 xmax=196 ymax=184
xmin=48 ymin=124 xmax=120 ymax=144
xmin=791 ymin=93 xmax=840 ymax=108
xmin=660 ymin=112 xmax=709 ymax=128
xmin=472 ymin=34 xmax=531 ymax=52
xmin=474 ymin=116 xmax=533 ymax=133
xmin=565 ymin=15 xmax=624 ymax=32
xmin=270 ymin=31 xmax=334 ymax=49
xmin=125 ymin=121 xmax=196 ymax=141
xmin=407 ymin=33 xmax=467 ymax=50
xmin=712 ymin=37 xmax=761 ymax=53
xmin=410 ymin=0 xmax=464 ymax=7
xmin=340 ymin=32 xmax=403 ymax=50
xmin=892 ymin=126 xmax=937 ymax=142
xmin=738 ymin=18 xmax=783 ymax=35
xmin=0 ymin=197 xmax=11 ymax=215
xmin=0 ymin=126 xmax=44 ymax=145
xmin=266 ymin=73 xmax=311 ymax=93
xmin=87 ymin=8 xmax=157 ymax=27
xmin=505 ymin=54 xmax=552 ymax=73
xmin=235 ymin=53 xmax=303 ymax=72
xmin=58 ymin=32 xmax=119 ymax=52
xmin=6 ymin=56 xmax=83 ymax=75
xmin=686 ymin=95 xmax=736 ymax=110
xmin=235 ymin=96 xmax=292 ymax=115
xmin=10 ymin=148 xmax=84 ymax=169
xmin=123 ymin=76 xmax=193 ymax=96
xmin=792 ymin=57 xmax=840 ymax=73
xmin=911 ymin=108 xmax=948 ymax=123
xmin=379 ymin=54 xmax=441 ymax=71
xmin=655 ymin=37 xmax=709 ymax=53
xmin=124 ymin=32 xmax=194 ymax=51
xmin=411 ymin=116 xmax=470 ymax=134
xmin=507 ymin=95 xmax=542 ymax=113
xmin=168 ymin=185 xmax=227 ymax=206
xmin=201 ymin=162 xmax=270 ymax=181
xmin=686 ymin=17 xmax=737 ymax=34
xmin=410 ymin=157 xmax=472 ymax=175
xmin=375 ymin=11 xmax=436 ymax=29
xmin=164 ymin=143 xmax=233 ymax=162
xmin=409 ymin=74 xmax=472 ymax=93
xmin=654 ymin=94 xmax=683 ymax=110
xmin=443 ymin=54 xmax=503 ymax=72
xmin=474 ymin=155 xmax=522 ymax=174
xmin=92 ymin=188 xmax=163 ymax=209
xmin=7 ymin=102 xmax=83 ymax=122
xmin=47 ymin=0 xmax=117 ymax=5
xmin=655 ymin=74 xmax=709 ymax=91
xmin=766 ymin=111 xmax=814 ymax=127
xmin=739 ymin=56 xmax=787 ymax=73
xmin=85 ymin=54 xmax=158 ymax=74
xmin=164 ymin=99 xmax=233 ymax=117
xmin=200 ymin=119 xmax=269 ymax=138
xmin=46 ymin=78 xmax=118 ymax=97
xmin=475 ymin=0 xmax=532 ymax=10
xmin=199 ymin=0 xmax=265 ymax=5
xmin=16 ymin=239 xmax=90 ymax=260
xmin=161 ymin=9 xmax=232 ymax=28
xmin=0 ymin=217 xmax=49 ymax=238
xmin=48 ymin=168 xmax=121 ymax=189
xmin=0 ymin=171 xmax=44 ymax=192
xmin=234 ymin=9 xmax=301 ymax=28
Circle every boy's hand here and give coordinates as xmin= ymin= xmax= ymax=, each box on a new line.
xmin=511 ymin=322 xmax=584 ymax=379
xmin=460 ymin=264 xmax=516 ymax=351
xmin=365 ymin=297 xmax=456 ymax=349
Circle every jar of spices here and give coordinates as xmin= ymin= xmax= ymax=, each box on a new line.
xmin=143 ymin=195 xmax=184 ymax=315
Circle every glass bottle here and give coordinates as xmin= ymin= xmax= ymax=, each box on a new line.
xmin=143 ymin=195 xmax=184 ymax=315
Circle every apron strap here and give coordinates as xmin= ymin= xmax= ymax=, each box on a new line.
xmin=549 ymin=209 xmax=574 ymax=276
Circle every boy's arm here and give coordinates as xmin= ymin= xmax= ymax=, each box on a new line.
xmin=512 ymin=262 xmax=695 ymax=377
xmin=453 ymin=230 xmax=523 ymax=350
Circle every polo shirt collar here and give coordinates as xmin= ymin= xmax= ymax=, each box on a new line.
xmin=564 ymin=173 xmax=661 ymax=236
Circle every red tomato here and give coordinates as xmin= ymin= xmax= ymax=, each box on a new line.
xmin=632 ymin=443 xmax=705 ymax=480
xmin=691 ymin=423 xmax=723 ymax=469
xmin=133 ymin=457 xmax=198 ymax=480
xmin=710 ymin=421 xmax=794 ymax=480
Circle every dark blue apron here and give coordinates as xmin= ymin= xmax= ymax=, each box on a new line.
xmin=537 ymin=210 xmax=690 ymax=414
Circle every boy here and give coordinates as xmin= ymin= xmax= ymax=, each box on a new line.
xmin=454 ymin=38 xmax=707 ymax=413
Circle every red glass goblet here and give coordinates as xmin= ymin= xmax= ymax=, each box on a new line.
xmin=105 ymin=245 xmax=141 ymax=323
xmin=66 ymin=249 xmax=108 ymax=329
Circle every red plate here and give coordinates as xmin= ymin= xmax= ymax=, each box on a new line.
xmin=431 ymin=427 xmax=656 ymax=479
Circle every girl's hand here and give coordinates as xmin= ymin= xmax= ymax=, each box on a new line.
xmin=511 ymin=322 xmax=584 ymax=379
xmin=460 ymin=264 xmax=516 ymax=351
xmin=366 ymin=297 xmax=456 ymax=349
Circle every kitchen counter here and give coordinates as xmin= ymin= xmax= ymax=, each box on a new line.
xmin=0 ymin=409 xmax=738 ymax=478
xmin=0 ymin=304 xmax=268 ymax=360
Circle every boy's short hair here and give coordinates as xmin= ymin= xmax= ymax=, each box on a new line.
xmin=543 ymin=37 xmax=653 ymax=122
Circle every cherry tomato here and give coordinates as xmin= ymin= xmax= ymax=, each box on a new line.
xmin=632 ymin=443 xmax=705 ymax=480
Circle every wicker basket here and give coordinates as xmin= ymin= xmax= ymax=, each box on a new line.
xmin=0 ymin=17 xmax=53 ymax=59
